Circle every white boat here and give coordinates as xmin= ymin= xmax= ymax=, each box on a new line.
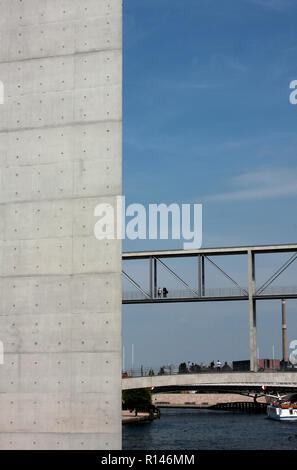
xmin=267 ymin=404 xmax=297 ymax=421
xmin=265 ymin=392 xmax=297 ymax=421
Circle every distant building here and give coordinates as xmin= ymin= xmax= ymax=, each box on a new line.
xmin=232 ymin=359 xmax=280 ymax=371
xmin=232 ymin=360 xmax=250 ymax=372
xmin=258 ymin=359 xmax=280 ymax=370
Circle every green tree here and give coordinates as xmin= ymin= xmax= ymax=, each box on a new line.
xmin=122 ymin=388 xmax=152 ymax=411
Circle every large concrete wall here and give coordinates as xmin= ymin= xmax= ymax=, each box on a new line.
xmin=0 ymin=0 xmax=122 ymax=450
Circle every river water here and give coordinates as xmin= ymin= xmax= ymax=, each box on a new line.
xmin=123 ymin=409 xmax=297 ymax=450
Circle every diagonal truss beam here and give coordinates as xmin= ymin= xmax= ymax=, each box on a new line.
xmin=256 ymin=252 xmax=297 ymax=295
xmin=122 ymin=270 xmax=151 ymax=299
xmin=154 ymin=257 xmax=199 ymax=297
xmin=205 ymin=256 xmax=248 ymax=296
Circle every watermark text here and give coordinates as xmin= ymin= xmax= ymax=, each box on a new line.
xmin=94 ymin=197 xmax=202 ymax=250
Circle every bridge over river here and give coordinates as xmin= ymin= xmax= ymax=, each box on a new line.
xmin=122 ymin=371 xmax=297 ymax=395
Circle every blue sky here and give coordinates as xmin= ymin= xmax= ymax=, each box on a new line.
xmin=122 ymin=0 xmax=297 ymax=369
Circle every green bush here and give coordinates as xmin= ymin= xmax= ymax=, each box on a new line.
xmin=122 ymin=388 xmax=152 ymax=411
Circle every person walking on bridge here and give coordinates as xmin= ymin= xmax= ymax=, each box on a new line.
xmin=216 ymin=360 xmax=222 ymax=372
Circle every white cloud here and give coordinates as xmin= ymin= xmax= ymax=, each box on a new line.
xmin=203 ymin=168 xmax=297 ymax=202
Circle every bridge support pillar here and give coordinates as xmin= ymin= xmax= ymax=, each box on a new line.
xmin=197 ymin=255 xmax=205 ymax=297
xmin=248 ymin=250 xmax=258 ymax=372
xmin=154 ymin=257 xmax=157 ymax=298
xmin=202 ymin=256 xmax=205 ymax=296
xmin=149 ymin=257 xmax=153 ymax=298
xmin=281 ymin=299 xmax=288 ymax=364
xmin=198 ymin=256 xmax=201 ymax=297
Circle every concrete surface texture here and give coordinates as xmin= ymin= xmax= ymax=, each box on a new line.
xmin=0 ymin=0 xmax=122 ymax=450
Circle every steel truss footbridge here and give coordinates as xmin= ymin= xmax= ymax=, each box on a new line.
xmin=122 ymin=243 xmax=297 ymax=373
